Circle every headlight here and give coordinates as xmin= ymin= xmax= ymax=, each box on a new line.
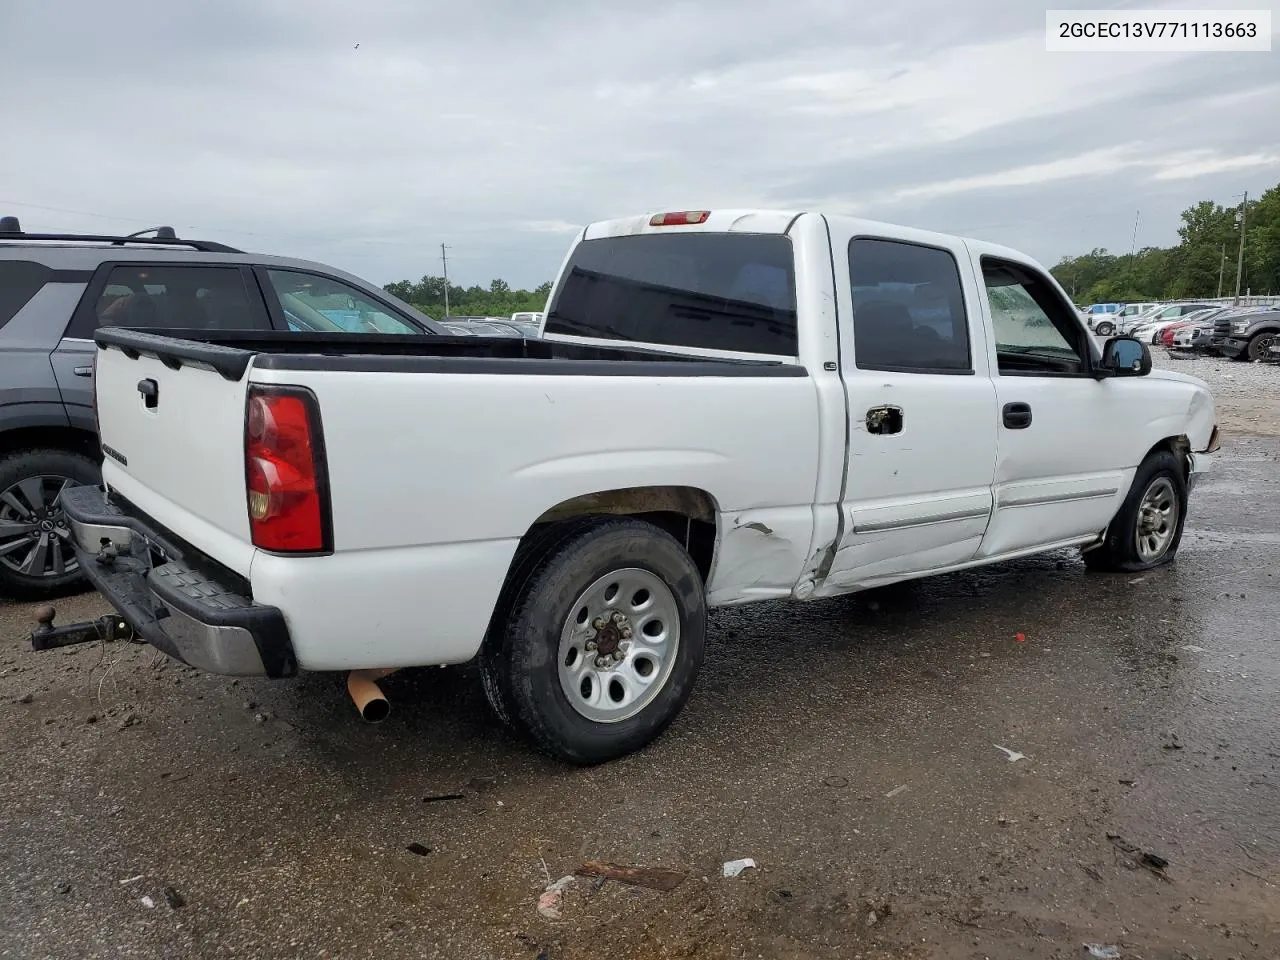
xmin=1230 ymin=320 xmax=1250 ymax=334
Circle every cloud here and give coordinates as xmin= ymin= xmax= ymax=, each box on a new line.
xmin=1 ymin=0 xmax=1277 ymax=287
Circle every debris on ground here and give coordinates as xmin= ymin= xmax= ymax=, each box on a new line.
xmin=54 ymin=883 xmax=71 ymax=895
xmin=1181 ymin=644 xmax=1208 ymax=653
xmin=994 ymin=744 xmax=1027 ymax=762
xmin=1107 ymin=834 xmax=1170 ymax=879
xmin=17 ymin=692 xmax=34 ymax=704
xmin=722 ymin=858 xmax=757 ymax=878
xmin=405 ymin=843 xmax=432 ymax=857
xmin=140 ymin=896 xmax=156 ymax=909
xmin=1015 ymin=632 xmax=1026 ymax=643
xmin=161 ymin=886 xmax=185 ymax=909
xmin=1083 ymin=944 xmax=1121 ymax=959
xmin=537 ymin=876 xmax=575 ymax=920
xmin=574 ymin=860 xmax=687 ymax=891
xmin=117 ymin=712 xmax=139 ymax=730
xmin=822 ymin=775 xmax=849 ymax=788
xmin=885 ymin=784 xmax=908 ymax=799
xmin=421 ymin=793 xmax=465 ymax=804
xmin=119 ymin=875 xmax=144 ymax=885
xmin=1162 ymin=733 xmax=1184 ymax=751
xmin=467 ymin=777 xmax=497 ymax=793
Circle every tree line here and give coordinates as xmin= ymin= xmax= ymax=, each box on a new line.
xmin=1051 ymin=181 xmax=1280 ymax=304
xmin=383 ymin=276 xmax=552 ymax=318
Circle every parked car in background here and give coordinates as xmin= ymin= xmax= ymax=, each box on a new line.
xmin=1114 ymin=302 xmax=1160 ymax=332
xmin=1117 ymin=305 xmax=1166 ymax=335
xmin=55 ymin=207 xmax=1218 ymax=763
xmin=440 ymin=317 xmax=537 ymax=337
xmin=0 ymin=216 xmax=445 ymax=599
xmin=1082 ymin=302 xmax=1123 ymax=335
xmin=1131 ymin=306 xmax=1219 ymax=344
xmin=1212 ymin=308 xmax=1280 ymax=362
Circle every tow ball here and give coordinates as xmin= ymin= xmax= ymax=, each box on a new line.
xmin=30 ymin=604 xmax=137 ymax=651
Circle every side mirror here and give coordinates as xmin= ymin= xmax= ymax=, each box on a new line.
xmin=1099 ymin=336 xmax=1151 ymax=377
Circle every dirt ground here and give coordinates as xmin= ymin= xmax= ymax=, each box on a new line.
xmin=1 ymin=351 xmax=1278 ymax=960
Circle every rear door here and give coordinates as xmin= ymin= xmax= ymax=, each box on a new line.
xmin=52 ymin=262 xmax=271 ymax=429
xmin=821 ymin=228 xmax=999 ymax=590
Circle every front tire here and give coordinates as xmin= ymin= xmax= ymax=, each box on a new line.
xmin=479 ymin=517 xmax=706 ymax=765
xmin=1083 ymin=451 xmax=1187 ymax=573
xmin=1096 ymin=322 xmax=1115 ymax=336
xmin=1247 ymin=332 xmax=1279 ymax=362
xmin=0 ymin=449 xmax=100 ymax=600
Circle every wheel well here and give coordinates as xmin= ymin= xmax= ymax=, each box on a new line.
xmin=0 ymin=426 xmax=100 ymax=462
xmin=527 ymin=486 xmax=718 ymax=581
xmin=1145 ymin=435 xmax=1191 ymax=478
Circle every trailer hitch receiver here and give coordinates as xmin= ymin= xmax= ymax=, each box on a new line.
xmin=30 ymin=605 xmax=137 ymax=651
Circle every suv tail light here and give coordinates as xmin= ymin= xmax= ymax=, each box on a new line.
xmin=244 ymin=385 xmax=331 ymax=553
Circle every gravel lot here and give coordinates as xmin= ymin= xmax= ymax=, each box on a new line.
xmin=1154 ymin=347 xmax=1280 ymax=436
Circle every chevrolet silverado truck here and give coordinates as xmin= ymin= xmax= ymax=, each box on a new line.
xmin=49 ymin=209 xmax=1220 ymax=764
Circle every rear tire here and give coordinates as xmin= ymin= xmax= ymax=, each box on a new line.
xmin=1096 ymin=322 xmax=1115 ymax=336
xmin=1247 ymin=332 xmax=1279 ymax=362
xmin=0 ymin=449 xmax=100 ymax=600
xmin=479 ymin=517 xmax=706 ymax=765
xmin=1083 ymin=450 xmax=1187 ymax=573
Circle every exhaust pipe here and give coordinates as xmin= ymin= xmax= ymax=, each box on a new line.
xmin=347 ymin=668 xmax=396 ymax=723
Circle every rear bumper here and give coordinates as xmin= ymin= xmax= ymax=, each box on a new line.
xmin=60 ymin=486 xmax=296 ymax=678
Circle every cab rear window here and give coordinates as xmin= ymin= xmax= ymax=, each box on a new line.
xmin=544 ymin=233 xmax=798 ymax=355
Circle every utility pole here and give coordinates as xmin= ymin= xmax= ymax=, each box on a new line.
xmin=1217 ymin=243 xmax=1226 ymax=299
xmin=1129 ymin=209 xmax=1140 ymax=256
xmin=440 ymin=243 xmax=451 ymax=318
xmin=1233 ymin=192 xmax=1247 ymax=306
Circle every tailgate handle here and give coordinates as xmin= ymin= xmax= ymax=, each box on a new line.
xmin=137 ymin=378 xmax=159 ymax=410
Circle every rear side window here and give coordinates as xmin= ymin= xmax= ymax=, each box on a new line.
xmin=71 ymin=264 xmax=267 ymax=337
xmin=0 ymin=261 xmax=51 ymax=330
xmin=848 ymin=238 xmax=972 ymax=373
xmin=544 ymin=233 xmax=798 ymax=355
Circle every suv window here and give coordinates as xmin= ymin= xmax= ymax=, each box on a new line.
xmin=70 ymin=264 xmax=267 ymax=337
xmin=848 ymin=238 xmax=972 ymax=373
xmin=982 ymin=259 xmax=1088 ymax=376
xmin=0 ymin=261 xmax=52 ymax=330
xmin=262 ymin=270 xmax=421 ymax=334
xmin=544 ymin=233 xmax=798 ymax=355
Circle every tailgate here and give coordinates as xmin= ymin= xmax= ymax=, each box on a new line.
xmin=93 ymin=330 xmax=256 ymax=576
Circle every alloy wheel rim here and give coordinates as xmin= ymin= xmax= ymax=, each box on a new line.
xmin=1135 ymin=476 xmax=1178 ymax=562
xmin=557 ymin=568 xmax=681 ymax=723
xmin=0 ymin=475 xmax=80 ymax=578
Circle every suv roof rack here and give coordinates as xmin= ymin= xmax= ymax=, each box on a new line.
xmin=0 ymin=215 xmax=242 ymax=253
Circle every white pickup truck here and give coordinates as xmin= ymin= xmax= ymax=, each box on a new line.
xmin=56 ymin=209 xmax=1219 ymax=764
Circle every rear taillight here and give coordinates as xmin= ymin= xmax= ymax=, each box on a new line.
xmin=244 ymin=385 xmax=331 ymax=553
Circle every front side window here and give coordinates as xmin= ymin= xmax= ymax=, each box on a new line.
xmin=848 ymin=238 xmax=972 ymax=373
xmin=84 ymin=265 xmax=266 ymax=334
xmin=544 ymin=233 xmax=798 ymax=355
xmin=263 ymin=270 xmax=421 ymax=334
xmin=982 ymin=259 xmax=1088 ymax=376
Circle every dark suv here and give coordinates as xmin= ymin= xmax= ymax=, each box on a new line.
xmin=0 ymin=217 xmax=444 ymax=599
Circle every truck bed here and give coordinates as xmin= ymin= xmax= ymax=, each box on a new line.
xmin=95 ymin=328 xmax=806 ymax=380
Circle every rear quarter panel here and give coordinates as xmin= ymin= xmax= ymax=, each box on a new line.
xmin=248 ymin=366 xmax=821 ymax=669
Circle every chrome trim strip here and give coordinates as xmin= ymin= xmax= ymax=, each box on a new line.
xmin=854 ymin=505 xmax=991 ymax=533
xmin=999 ymin=487 xmax=1118 ymax=508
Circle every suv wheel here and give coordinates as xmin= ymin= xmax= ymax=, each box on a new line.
xmin=0 ymin=450 xmax=100 ymax=600
xmin=1095 ymin=321 xmax=1115 ymax=336
xmin=1247 ymin=332 xmax=1279 ymax=362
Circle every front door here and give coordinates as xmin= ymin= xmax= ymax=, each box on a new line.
xmin=821 ymin=230 xmax=999 ymax=592
xmin=971 ymin=253 xmax=1133 ymax=558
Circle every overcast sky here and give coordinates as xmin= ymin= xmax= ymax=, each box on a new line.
xmin=2 ymin=0 xmax=1277 ymax=290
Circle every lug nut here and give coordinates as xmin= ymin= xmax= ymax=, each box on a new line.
xmin=595 ymin=656 xmax=609 ymax=669
xmin=586 ymin=640 xmax=598 ymax=652
xmin=621 ymin=627 xmax=633 ymax=639
xmin=612 ymin=612 xmax=626 ymax=625
xmin=592 ymin=618 xmax=606 ymax=630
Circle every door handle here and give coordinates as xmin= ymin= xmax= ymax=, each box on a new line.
xmin=137 ymin=378 xmax=159 ymax=410
xmin=73 ymin=366 xmax=93 ymax=377
xmin=866 ymin=405 xmax=903 ymax=435
xmin=1002 ymin=402 xmax=1032 ymax=429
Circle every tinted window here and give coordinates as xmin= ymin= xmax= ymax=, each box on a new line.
xmin=263 ymin=270 xmax=421 ymax=334
xmin=76 ymin=264 xmax=266 ymax=335
xmin=848 ymin=238 xmax=971 ymax=372
xmin=982 ymin=259 xmax=1087 ymax=376
xmin=0 ymin=261 xmax=52 ymax=330
xmin=544 ymin=233 xmax=798 ymax=355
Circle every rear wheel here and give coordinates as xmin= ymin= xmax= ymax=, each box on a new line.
xmin=0 ymin=449 xmax=100 ymax=600
xmin=1095 ymin=321 xmax=1115 ymax=336
xmin=479 ymin=517 xmax=706 ymax=765
xmin=1083 ymin=450 xmax=1187 ymax=573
